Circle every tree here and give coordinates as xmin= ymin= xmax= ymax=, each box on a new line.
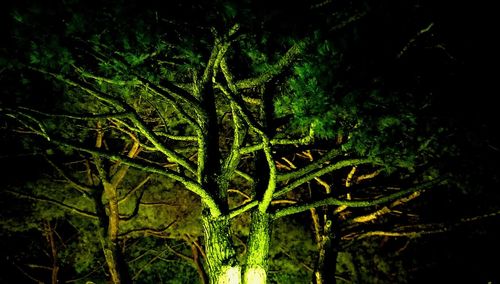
xmin=3 ymin=0 xmax=490 ymax=283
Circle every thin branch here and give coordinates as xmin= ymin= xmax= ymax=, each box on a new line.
xmin=30 ymin=68 xmax=197 ymax=174
xmin=3 ymin=110 xmax=51 ymax=140
xmin=235 ymin=169 xmax=254 ymax=183
xmin=127 ymin=114 xmax=197 ymax=174
xmin=228 ymin=189 xmax=251 ymax=201
xmin=215 ymin=82 xmax=264 ymax=134
xmin=118 ymin=175 xmax=151 ymax=204
xmin=118 ymin=219 xmax=177 ymax=238
xmin=355 ymin=169 xmax=382 ymax=183
xmin=12 ymin=262 xmax=44 ymax=283
xmin=397 ymin=22 xmax=435 ymax=58
xmin=132 ymin=248 xmax=170 ymax=281
xmin=328 ymin=11 xmax=369 ymax=33
xmin=44 ymin=156 xmax=94 ymax=195
xmin=18 ymin=106 xmax=132 ymax=120
xmin=51 ymin=138 xmax=222 ymax=217
xmin=74 ymin=66 xmax=136 ymax=86
xmin=119 ymin=187 xmax=146 ymax=221
xmin=155 ymin=132 xmax=198 ymax=141
xmin=6 ymin=190 xmax=98 ymax=219
xmin=165 ymin=244 xmax=193 ymax=262
xmin=140 ymin=80 xmax=201 ymax=130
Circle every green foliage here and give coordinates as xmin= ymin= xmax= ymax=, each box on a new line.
xmin=268 ymin=218 xmax=315 ymax=281
xmin=337 ymin=239 xmax=415 ymax=284
xmin=127 ymin=238 xmax=200 ymax=284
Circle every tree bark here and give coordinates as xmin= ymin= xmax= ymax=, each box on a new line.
xmin=313 ymin=219 xmax=339 ymax=284
xmin=92 ymin=184 xmax=131 ymax=284
xmin=99 ymin=237 xmax=130 ymax=284
xmin=243 ymin=210 xmax=271 ymax=284
xmin=202 ymin=215 xmax=241 ymax=284
xmin=101 ymin=182 xmax=131 ymax=284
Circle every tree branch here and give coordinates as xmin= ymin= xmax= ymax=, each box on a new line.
xmin=140 ymin=80 xmax=202 ymax=130
xmin=272 ymin=179 xmax=443 ymax=219
xmin=277 ymin=158 xmax=376 ymax=197
xmin=118 ymin=175 xmax=152 ymax=204
xmin=118 ymin=219 xmax=177 ymax=238
xmin=44 ymin=156 xmax=94 ymax=196
xmin=277 ymin=148 xmax=342 ymax=181
xmin=347 ymin=191 xmax=421 ymax=224
xmin=6 ymin=190 xmax=98 ymax=219
xmin=29 ymin=68 xmax=198 ymax=174
xmin=50 ymin=138 xmax=222 ymax=217
xmin=235 ymin=39 xmax=309 ymax=89
xmin=343 ymin=209 xmax=500 ymax=241
xmin=18 ymin=106 xmax=132 ymax=121
xmin=239 ymin=126 xmax=314 ymax=155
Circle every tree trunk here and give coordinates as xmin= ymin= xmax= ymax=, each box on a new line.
xmin=243 ymin=210 xmax=271 ymax=284
xmin=202 ymin=215 xmax=241 ymax=284
xmin=93 ymin=184 xmax=131 ymax=284
xmin=313 ymin=219 xmax=339 ymax=284
xmin=99 ymin=237 xmax=130 ymax=284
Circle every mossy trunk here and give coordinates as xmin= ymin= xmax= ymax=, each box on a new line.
xmin=243 ymin=210 xmax=271 ymax=284
xmin=202 ymin=215 xmax=241 ymax=284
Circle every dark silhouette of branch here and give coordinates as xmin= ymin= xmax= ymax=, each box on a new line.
xmin=6 ymin=190 xmax=97 ymax=219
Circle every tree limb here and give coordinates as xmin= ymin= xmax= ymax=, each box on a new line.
xmin=44 ymin=156 xmax=94 ymax=196
xmin=50 ymin=138 xmax=222 ymax=217
xmin=235 ymin=39 xmax=309 ymax=89
xmin=277 ymin=158 xmax=376 ymax=197
xmin=272 ymin=179 xmax=443 ymax=219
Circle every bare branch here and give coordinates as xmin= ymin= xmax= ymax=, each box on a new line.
xmin=140 ymin=80 xmax=202 ymax=130
xmin=348 ymin=191 xmax=421 ymax=224
xmin=397 ymin=22 xmax=435 ymax=58
xmin=239 ymin=127 xmax=314 ymax=155
xmin=18 ymin=106 xmax=132 ymax=121
xmin=118 ymin=175 xmax=152 ymax=204
xmin=272 ymin=179 xmax=443 ymax=219
xmin=29 ymin=68 xmax=198 ymax=174
xmin=119 ymin=219 xmax=177 ymax=238
xmin=277 ymin=158 xmax=376 ymax=197
xmin=44 ymin=156 xmax=94 ymax=195
xmin=258 ymin=136 xmax=278 ymax=212
xmin=344 ymin=209 xmax=500 ymax=240
xmin=50 ymin=138 xmax=222 ymax=217
xmin=277 ymin=148 xmax=342 ymax=181
xmin=6 ymin=190 xmax=98 ymax=219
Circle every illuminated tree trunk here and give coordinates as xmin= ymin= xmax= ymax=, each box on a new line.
xmin=103 ymin=182 xmax=131 ymax=284
xmin=93 ymin=184 xmax=131 ymax=284
xmin=243 ymin=210 xmax=271 ymax=284
xmin=202 ymin=215 xmax=241 ymax=284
